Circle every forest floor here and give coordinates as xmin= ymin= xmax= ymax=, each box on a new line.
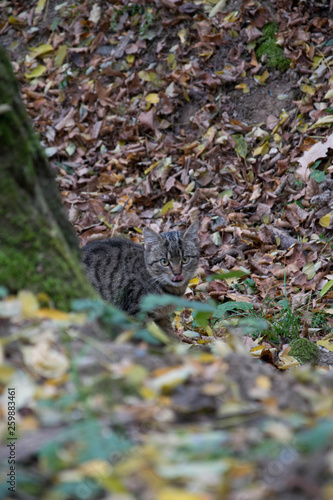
xmin=1 ymin=0 xmax=333 ymax=499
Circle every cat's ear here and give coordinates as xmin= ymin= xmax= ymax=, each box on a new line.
xmin=183 ymin=220 xmax=199 ymax=242
xmin=143 ymin=227 xmax=162 ymax=250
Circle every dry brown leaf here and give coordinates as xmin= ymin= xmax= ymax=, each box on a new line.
xmin=297 ymin=133 xmax=333 ymax=182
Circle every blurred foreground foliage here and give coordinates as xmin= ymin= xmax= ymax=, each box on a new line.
xmin=0 ymin=290 xmax=333 ymax=500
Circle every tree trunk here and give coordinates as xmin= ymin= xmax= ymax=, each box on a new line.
xmin=0 ymin=46 xmax=95 ymax=309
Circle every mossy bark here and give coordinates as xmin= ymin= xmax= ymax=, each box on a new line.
xmin=0 ymin=46 xmax=96 ymax=310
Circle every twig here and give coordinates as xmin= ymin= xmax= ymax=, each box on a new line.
xmin=43 ymin=0 xmax=50 ymax=23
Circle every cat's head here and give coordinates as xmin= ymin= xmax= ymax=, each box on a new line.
xmin=143 ymin=220 xmax=200 ymax=289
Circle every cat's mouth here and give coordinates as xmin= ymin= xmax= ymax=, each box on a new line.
xmin=172 ymin=274 xmax=184 ymax=283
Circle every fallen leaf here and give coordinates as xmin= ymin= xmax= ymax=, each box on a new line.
xmin=88 ymin=4 xmax=101 ymax=23
xmin=317 ymin=340 xmax=333 ymax=352
xmin=297 ymin=133 xmax=333 ymax=182
xmin=29 ymin=44 xmax=53 ymax=59
xmin=25 ymin=65 xmax=47 ymax=79
xmin=319 ymin=213 xmax=331 ymax=228
xmin=138 ymin=109 xmax=157 ymax=132
xmin=145 ymin=93 xmax=160 ymax=104
xmin=320 ymin=280 xmax=333 ymax=297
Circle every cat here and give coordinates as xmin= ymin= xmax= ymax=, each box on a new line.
xmin=82 ymin=220 xmax=200 ymax=338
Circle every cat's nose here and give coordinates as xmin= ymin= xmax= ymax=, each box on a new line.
xmin=172 ymin=274 xmax=184 ymax=282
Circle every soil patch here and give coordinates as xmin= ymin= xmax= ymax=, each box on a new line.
xmin=228 ymin=68 xmax=300 ymax=124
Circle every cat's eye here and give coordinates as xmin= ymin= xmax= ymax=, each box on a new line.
xmin=160 ymin=258 xmax=169 ymax=266
xmin=182 ymin=256 xmax=190 ymax=264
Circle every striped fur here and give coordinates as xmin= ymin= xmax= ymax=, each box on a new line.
xmin=82 ymin=221 xmax=200 ymax=334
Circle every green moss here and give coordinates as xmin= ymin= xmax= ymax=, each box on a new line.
xmin=289 ymin=338 xmax=319 ymax=365
xmin=0 ymin=226 xmax=95 ymax=311
xmin=0 ymin=46 xmax=96 ymax=310
xmin=0 ymin=169 xmax=95 ymax=311
xmin=261 ymin=22 xmax=278 ymax=39
xmin=256 ymin=22 xmax=290 ymax=72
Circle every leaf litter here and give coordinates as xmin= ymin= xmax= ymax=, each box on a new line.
xmin=1 ymin=0 xmax=333 ymax=498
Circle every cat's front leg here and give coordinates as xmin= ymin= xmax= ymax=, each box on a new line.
xmin=154 ymin=316 xmax=176 ymax=338
xmin=154 ymin=316 xmax=194 ymax=343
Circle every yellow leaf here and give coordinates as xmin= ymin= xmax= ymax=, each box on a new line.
xmin=262 ymin=213 xmax=270 ymax=224
xmin=18 ymin=290 xmax=39 ymax=318
xmin=37 ymin=292 xmax=51 ymax=305
xmin=79 ymin=460 xmax=111 ymax=478
xmin=35 ymin=0 xmax=47 ymax=14
xmin=272 ymin=110 xmax=289 ymax=134
xmin=319 ymin=213 xmax=331 ymax=228
xmin=20 ymin=414 xmax=39 ymax=432
xmin=138 ymin=70 xmax=150 ymax=81
xmin=229 ymin=28 xmax=239 ymax=38
xmin=25 ymin=65 xmax=47 ymax=79
xmin=185 ymin=181 xmax=195 ymax=194
xmin=277 ymin=354 xmax=300 ymax=370
xmin=158 ymin=488 xmax=206 ymax=500
xmin=298 ymin=122 xmax=309 ymax=133
xmin=254 ymin=69 xmax=269 ymax=85
xmin=312 ymin=56 xmax=323 ymax=69
xmin=178 ymin=28 xmax=187 ymax=44
xmin=29 ymin=44 xmax=53 ymax=59
xmin=8 ymin=16 xmax=26 ymax=26
xmin=45 ymin=374 xmax=68 ymax=386
xmin=161 ymin=199 xmax=174 ymax=215
xmin=255 ymin=375 xmax=271 ymax=390
xmin=144 ymin=161 xmax=159 ymax=174
xmin=127 ymin=54 xmax=135 ymax=64
xmin=35 ymin=308 xmax=71 ymax=321
xmin=0 ymin=365 xmax=15 ymax=384
xmin=250 ymin=346 xmax=265 ymax=356
xmin=146 ymin=322 xmax=170 ymax=344
xmin=232 ymin=134 xmax=247 ymax=158
xmin=149 ymin=365 xmax=196 ymax=393
xmin=302 ymin=262 xmax=315 ymax=280
xmin=301 ymin=84 xmax=315 ymax=95
xmin=54 ymin=45 xmax=67 ymax=67
xmin=167 ymin=53 xmax=177 ymax=70
xmin=138 ymin=71 xmax=162 ymax=85
xmin=189 ymin=277 xmax=200 ymax=286
xmin=253 ymin=141 xmax=269 ymax=156
xmin=140 ymin=386 xmax=155 ymax=399
xmin=235 ymin=82 xmax=249 ymax=93
xmin=310 ymin=115 xmax=333 ymax=129
xmin=317 ymin=340 xmax=333 ymax=352
xmin=224 ymin=11 xmax=239 ymax=22
xmin=324 ymin=89 xmax=333 ymax=99
xmin=22 ymin=341 xmax=69 ymax=378
xmin=183 ymin=87 xmax=190 ymax=102
xmin=206 ymin=325 xmax=214 ymax=337
xmin=199 ymin=50 xmax=214 ymax=59
xmin=320 ymin=280 xmax=333 ymax=297
xmin=210 ymin=0 xmax=228 ymax=18
xmin=145 ymin=93 xmax=160 ymax=104
xmin=198 ymin=352 xmax=215 ymax=363
xmin=202 ymin=125 xmax=216 ymax=142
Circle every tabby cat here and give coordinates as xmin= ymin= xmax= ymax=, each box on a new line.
xmin=82 ymin=221 xmax=200 ymax=337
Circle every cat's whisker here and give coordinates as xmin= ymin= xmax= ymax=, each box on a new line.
xmin=145 ymin=275 xmax=166 ymax=290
